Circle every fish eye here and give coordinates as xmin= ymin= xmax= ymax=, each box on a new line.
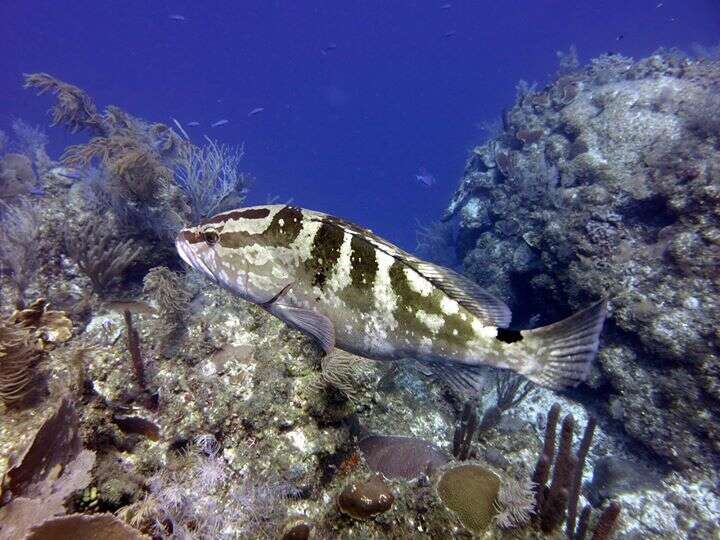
xmin=202 ymin=228 xmax=220 ymax=246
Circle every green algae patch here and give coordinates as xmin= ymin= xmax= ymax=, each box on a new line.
xmin=437 ymin=463 xmax=501 ymax=533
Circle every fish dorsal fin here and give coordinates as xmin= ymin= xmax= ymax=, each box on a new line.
xmin=310 ymin=213 xmax=511 ymax=327
xmin=410 ymin=261 xmax=512 ymax=328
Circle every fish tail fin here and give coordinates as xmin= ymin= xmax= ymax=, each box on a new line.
xmin=518 ymin=300 xmax=607 ymax=390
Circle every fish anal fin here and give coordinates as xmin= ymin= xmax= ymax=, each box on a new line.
xmin=412 ymin=262 xmax=512 ymax=327
xmin=274 ymin=304 xmax=336 ymax=353
xmin=419 ymin=358 xmax=488 ymax=396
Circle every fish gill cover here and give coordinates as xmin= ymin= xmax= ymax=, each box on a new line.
xmin=1 ymin=2 xmax=719 ymax=539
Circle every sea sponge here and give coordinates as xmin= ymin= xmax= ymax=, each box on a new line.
xmin=358 ymin=434 xmax=451 ymax=480
xmin=437 ymin=463 xmax=501 ymax=533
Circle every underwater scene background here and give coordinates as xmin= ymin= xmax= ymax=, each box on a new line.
xmin=1 ymin=1 xmax=719 ymax=539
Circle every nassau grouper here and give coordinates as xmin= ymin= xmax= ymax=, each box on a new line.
xmin=176 ymin=205 xmax=606 ymax=391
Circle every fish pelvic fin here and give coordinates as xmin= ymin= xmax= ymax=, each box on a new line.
xmin=518 ymin=300 xmax=607 ymax=390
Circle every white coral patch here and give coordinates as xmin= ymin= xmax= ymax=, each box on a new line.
xmin=286 ymin=429 xmax=309 ymax=452
xmin=404 ymin=267 xmax=433 ymax=297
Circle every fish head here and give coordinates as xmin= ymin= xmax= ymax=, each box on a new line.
xmin=176 ymin=205 xmax=299 ymax=305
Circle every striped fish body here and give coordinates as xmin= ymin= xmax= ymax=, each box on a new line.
xmin=176 ymin=205 xmax=607 ymax=390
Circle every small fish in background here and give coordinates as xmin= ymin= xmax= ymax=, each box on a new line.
xmin=617 ymin=34 xmax=624 ymax=41
xmin=415 ymin=167 xmax=436 ymax=187
xmin=171 ymin=117 xmax=190 ymax=140
xmin=443 ymin=30 xmax=456 ymax=39
xmin=211 ymin=119 xmax=229 ymax=128
xmin=55 ymin=170 xmax=82 ymax=181
xmin=187 ymin=121 xmax=201 ymax=127
xmin=169 ymin=14 xmax=186 ymax=21
xmin=441 ymin=3 xmax=452 ymax=9
xmin=248 ymin=107 xmax=265 ymax=117
xmin=321 ymin=43 xmax=338 ymax=55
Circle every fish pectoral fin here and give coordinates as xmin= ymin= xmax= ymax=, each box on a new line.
xmin=274 ymin=304 xmax=335 ymax=354
xmin=260 ymin=282 xmax=294 ymax=308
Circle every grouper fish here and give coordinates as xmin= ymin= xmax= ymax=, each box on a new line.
xmin=176 ymin=205 xmax=607 ymax=391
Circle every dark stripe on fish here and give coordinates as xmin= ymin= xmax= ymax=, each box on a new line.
xmin=349 ymin=234 xmax=377 ymax=291
xmin=264 ymin=205 xmax=304 ymax=246
xmin=306 ymin=221 xmax=344 ymax=290
xmin=388 ymin=260 xmax=433 ymax=336
xmin=388 ymin=260 xmax=477 ymax=346
xmin=180 ymin=229 xmax=204 ymax=244
xmin=219 ymin=205 xmax=304 ymax=249
xmin=335 ymin=233 xmax=378 ymax=313
xmin=202 ymin=207 xmax=271 ymax=226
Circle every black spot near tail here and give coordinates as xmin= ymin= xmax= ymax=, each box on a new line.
xmin=496 ymin=327 xmax=523 ymax=343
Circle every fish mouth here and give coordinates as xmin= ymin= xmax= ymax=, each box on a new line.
xmin=175 ymin=234 xmax=195 ymax=268
xmin=175 ymin=235 xmax=214 ymax=279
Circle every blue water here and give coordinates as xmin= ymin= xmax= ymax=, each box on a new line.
xmin=2 ymin=0 xmax=717 ymax=249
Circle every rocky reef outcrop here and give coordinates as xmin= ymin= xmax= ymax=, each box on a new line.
xmin=445 ymin=50 xmax=720 ymax=473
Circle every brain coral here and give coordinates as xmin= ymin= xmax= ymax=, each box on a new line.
xmin=437 ymin=463 xmax=501 ymax=533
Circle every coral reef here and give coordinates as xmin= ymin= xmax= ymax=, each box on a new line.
xmin=0 ymin=396 xmax=98 ymax=539
xmin=0 ymin=299 xmax=71 ymax=408
xmin=0 ymin=62 xmax=717 ymax=540
xmin=445 ymin=50 xmax=720 ymax=473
